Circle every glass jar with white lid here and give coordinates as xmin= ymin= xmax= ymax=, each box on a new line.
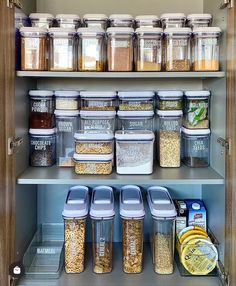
xmin=109 ymin=14 xmax=134 ymax=28
xmin=83 ymin=14 xmax=108 ymax=29
xmin=80 ymin=91 xmax=117 ymax=111
xmin=55 ymin=90 xmax=79 ymax=110
xmin=160 ymin=13 xmax=186 ymax=29
xmin=187 ymin=14 xmax=212 ymax=28
xmin=135 ymin=15 xmax=160 ymax=28
xmin=157 ymin=90 xmax=183 ymax=110
xmin=56 ymin=14 xmax=81 ymax=29
xmin=29 ymin=13 xmax=54 ymax=29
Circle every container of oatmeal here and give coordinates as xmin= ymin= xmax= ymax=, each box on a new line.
xmin=120 ymin=185 xmax=145 ymax=273
xmin=90 ymin=186 xmax=115 ymax=274
xmin=80 ymin=91 xmax=117 ymax=111
xmin=55 ymin=90 xmax=79 ymax=110
xmin=118 ymin=91 xmax=155 ymax=111
xmin=135 ymin=15 xmax=160 ymax=28
xmin=29 ymin=13 xmax=54 ymax=29
xmin=187 ymin=14 xmax=212 ymax=29
xmin=109 ymin=14 xmax=134 ymax=28
xmin=157 ymin=90 xmax=183 ymax=110
xmin=56 ymin=14 xmax=81 ymax=29
xmin=83 ymin=14 xmax=108 ymax=29
xmin=160 ymin=13 xmax=186 ymax=29
xmin=62 ymin=186 xmax=89 ymax=273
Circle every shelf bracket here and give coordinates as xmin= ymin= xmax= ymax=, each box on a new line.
xmin=220 ymin=0 xmax=234 ymax=9
xmin=7 ymin=0 xmax=23 ymax=9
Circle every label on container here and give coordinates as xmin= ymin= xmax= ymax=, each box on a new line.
xmin=25 ymin=38 xmax=40 ymax=50
xmin=172 ymin=39 xmax=188 ymax=47
xmin=201 ymin=38 xmax=217 ymax=46
xmin=112 ymin=40 xmax=130 ymax=48
xmin=128 ymin=120 xmax=145 ymax=128
xmin=162 ymin=120 xmax=179 ymax=131
xmin=87 ymin=101 xmax=110 ymax=108
xmin=31 ymin=100 xmax=49 ymax=113
xmin=58 ymin=121 xmax=74 ymax=133
xmin=82 ymin=119 xmax=113 ymax=130
xmin=82 ymin=38 xmax=100 ymax=60
xmin=192 ymin=140 xmax=206 ymax=152
xmin=31 ymin=140 xmax=52 ymax=151
xmin=53 ymin=38 xmax=73 ymax=69
xmin=37 ymin=248 xmax=56 ymax=255
xmin=143 ymin=39 xmax=161 ymax=49
xmin=129 ymin=235 xmax=137 ymax=256
xmin=98 ymin=238 xmax=106 ymax=257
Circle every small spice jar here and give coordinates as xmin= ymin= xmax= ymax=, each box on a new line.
xmin=83 ymin=14 xmax=108 ymax=29
xmin=109 ymin=14 xmax=134 ymax=28
xmin=183 ymin=90 xmax=210 ymax=129
xmin=77 ymin=27 xmax=106 ymax=72
xmin=157 ymin=110 xmax=183 ymax=168
xmin=56 ymin=14 xmax=81 ymax=29
xmin=49 ymin=28 xmax=77 ymax=71
xmin=192 ymin=27 xmax=221 ymax=71
xmin=80 ymin=91 xmax=117 ymax=111
xmin=157 ymin=90 xmax=183 ymax=110
xmin=29 ymin=90 xmax=55 ymax=129
xmin=160 ymin=13 xmax=186 ymax=29
xmin=164 ymin=28 xmax=191 ymax=71
xmin=55 ymin=90 xmax=79 ymax=110
xmin=187 ymin=14 xmax=212 ymax=29
xmin=107 ymin=27 xmax=134 ymax=72
xmin=135 ymin=15 xmax=160 ymax=28
xmin=29 ymin=128 xmax=56 ymax=167
xmin=29 ymin=13 xmax=54 ymax=29
xmin=135 ymin=28 xmax=163 ymax=71
xmin=20 ymin=27 xmax=47 ymax=71
xmin=118 ymin=91 xmax=155 ymax=111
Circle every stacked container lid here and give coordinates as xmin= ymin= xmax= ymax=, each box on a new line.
xmin=83 ymin=14 xmax=108 ymax=29
xmin=56 ymin=14 xmax=81 ymax=29
xmin=135 ymin=15 xmax=160 ymax=28
xmin=109 ymin=14 xmax=134 ymax=27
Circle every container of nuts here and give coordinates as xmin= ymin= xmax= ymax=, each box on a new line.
xmin=62 ymin=186 xmax=89 ymax=274
xmin=147 ymin=186 xmax=177 ymax=275
xmin=90 ymin=186 xmax=115 ymax=274
xmin=80 ymin=91 xmax=117 ymax=111
xmin=118 ymin=91 xmax=155 ymax=111
xmin=120 ymin=185 xmax=145 ymax=274
xmin=55 ymin=90 xmax=80 ymax=110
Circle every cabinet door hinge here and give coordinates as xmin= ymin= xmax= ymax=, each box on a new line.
xmin=217 ymin=261 xmax=230 ymax=286
xmin=217 ymin=137 xmax=230 ymax=151
xmin=8 ymin=137 xmax=23 ymax=155
xmin=9 ymin=262 xmax=24 ymax=285
xmin=220 ymin=0 xmax=234 ymax=9
xmin=7 ymin=0 xmax=23 ymax=9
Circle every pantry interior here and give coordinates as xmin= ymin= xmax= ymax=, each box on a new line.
xmin=9 ymin=0 xmax=233 ymax=285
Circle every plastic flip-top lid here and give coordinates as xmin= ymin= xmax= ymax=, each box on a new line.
xmin=29 ymin=90 xmax=54 ymax=97
xmin=73 ymin=153 xmax=113 ymax=162
xmin=49 ymin=27 xmax=76 ymax=36
xmin=80 ymin=91 xmax=117 ymax=98
xmin=120 ymin=185 xmax=145 ymax=219
xmin=62 ymin=186 xmax=89 ymax=218
xmin=106 ymin=27 xmax=134 ymax=35
xmin=164 ymin=27 xmax=192 ymax=35
xmin=158 ymin=90 xmax=183 ymax=98
xmin=118 ymin=91 xmax=155 ymax=98
xmin=54 ymin=90 xmax=79 ymax=97
xmin=20 ymin=27 xmax=48 ymax=35
xmin=54 ymin=109 xmax=79 ymax=116
xmin=147 ymin=186 xmax=177 ymax=219
xmin=29 ymin=13 xmax=54 ymax=20
xmin=74 ymin=130 xmax=114 ymax=141
xmin=156 ymin=110 xmax=183 ymax=117
xmin=135 ymin=15 xmax=159 ymax=21
xmin=117 ymin=110 xmax=154 ymax=117
xmin=184 ymin=90 xmax=211 ymax=97
xmin=109 ymin=14 xmax=134 ymax=21
xmin=56 ymin=14 xmax=80 ymax=21
xmin=182 ymin=127 xmax=211 ymax=135
xmin=115 ymin=130 xmax=155 ymax=141
xmin=160 ymin=13 xmax=186 ymax=20
xmin=80 ymin=110 xmax=116 ymax=117
xmin=187 ymin=14 xmax=212 ymax=21
xmin=77 ymin=27 xmax=105 ymax=35
xmin=192 ymin=27 xmax=221 ymax=34
xmin=83 ymin=14 xmax=108 ymax=21
xmin=135 ymin=27 xmax=163 ymax=35
xmin=90 ymin=186 xmax=115 ymax=219
xmin=29 ymin=128 xmax=55 ymax=135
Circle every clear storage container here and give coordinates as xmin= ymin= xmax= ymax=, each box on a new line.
xmin=161 ymin=13 xmax=186 ymax=28
xmin=164 ymin=28 xmax=191 ymax=71
xmin=157 ymin=90 xmax=183 ymax=110
xmin=49 ymin=28 xmax=76 ymax=71
xmin=80 ymin=110 xmax=116 ymax=131
xmin=55 ymin=90 xmax=79 ymax=110
xmin=29 ymin=90 xmax=55 ymax=129
xmin=192 ymin=27 xmax=221 ymax=71
xmin=135 ymin=28 xmax=163 ymax=71
xmin=83 ymin=14 xmax=108 ymax=29
xmin=135 ymin=15 xmax=160 ymax=28
xmin=62 ymin=186 xmax=89 ymax=273
xmin=187 ymin=14 xmax=212 ymax=28
xmin=120 ymin=185 xmax=145 ymax=273
xmin=56 ymin=14 xmax=80 ymax=29
xmin=29 ymin=13 xmax=54 ymax=28
xmin=80 ymin=91 xmax=117 ymax=111
xmin=183 ymin=91 xmax=210 ymax=129
xmin=55 ymin=110 xmax=79 ymax=167
xmin=29 ymin=128 xmax=56 ymax=167
xmin=20 ymin=27 xmax=47 ymax=71
xmin=109 ymin=14 xmax=134 ymax=28
xmin=157 ymin=110 xmax=182 ymax=168
xmin=117 ymin=110 xmax=154 ymax=131
xmin=115 ymin=130 xmax=154 ymax=174
xmin=118 ymin=91 xmax=155 ymax=111
xmin=74 ymin=130 xmax=114 ymax=154
xmin=77 ymin=27 xmax=106 ymax=72
xmin=73 ymin=153 xmax=113 ymax=175
xmin=182 ymin=127 xmax=210 ymax=167
xmin=107 ymin=27 xmax=134 ymax=72
xmin=90 ymin=186 xmax=115 ymax=274
xmin=147 ymin=186 xmax=177 ymax=274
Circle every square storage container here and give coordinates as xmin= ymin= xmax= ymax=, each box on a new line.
xmin=157 ymin=90 xmax=183 ymax=110
xmin=56 ymin=14 xmax=81 ymax=29
xmin=90 ymin=186 xmax=115 ymax=274
xmin=62 ymin=186 xmax=89 ymax=274
xmin=83 ymin=14 xmax=108 ymax=29
xmin=115 ymin=130 xmax=155 ymax=174
xmin=135 ymin=15 xmax=160 ymax=28
xmin=55 ymin=90 xmax=80 ymax=110
xmin=109 ymin=14 xmax=134 ymax=28
xmin=160 ymin=13 xmax=186 ymax=28
xmin=29 ymin=13 xmax=54 ymax=28
xmin=187 ymin=14 xmax=212 ymax=28
xmin=80 ymin=91 xmax=117 ymax=111
xmin=120 ymin=185 xmax=145 ymax=273
xmin=147 ymin=186 xmax=177 ymax=274
xmin=118 ymin=91 xmax=155 ymax=111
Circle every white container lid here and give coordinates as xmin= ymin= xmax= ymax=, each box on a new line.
xmin=80 ymin=91 xmax=117 ymax=98
xmin=118 ymin=91 xmax=155 ymax=99
xmin=161 ymin=13 xmax=186 ymax=20
xmin=80 ymin=110 xmax=116 ymax=117
xmin=164 ymin=27 xmax=192 ymax=35
xmin=29 ymin=13 xmax=54 ymax=21
xmin=135 ymin=15 xmax=159 ymax=21
xmin=62 ymin=186 xmax=89 ymax=218
xmin=187 ymin=14 xmax=212 ymax=21
xmin=147 ymin=186 xmax=177 ymax=219
xmin=106 ymin=27 xmax=134 ymax=35
xmin=185 ymin=90 xmax=211 ymax=97
xmin=29 ymin=128 xmax=55 ymax=135
xmin=49 ymin=27 xmax=76 ymax=36
xmin=54 ymin=90 xmax=79 ymax=97
xmin=193 ymin=27 xmax=221 ymax=34
xmin=90 ymin=186 xmax=115 ymax=219
xmin=74 ymin=130 xmax=114 ymax=141
xmin=54 ymin=110 xmax=79 ymax=116
xmin=20 ymin=27 xmax=48 ymax=35
xmin=117 ymin=110 xmax=154 ymax=117
xmin=109 ymin=14 xmax=134 ymax=21
xmin=56 ymin=14 xmax=80 ymax=21
xmin=73 ymin=153 xmax=113 ymax=161
xmin=182 ymin=127 xmax=211 ymax=135
xmin=158 ymin=90 xmax=183 ymax=98
xmin=135 ymin=27 xmax=163 ymax=35
xmin=77 ymin=27 xmax=105 ymax=35
xmin=83 ymin=14 xmax=108 ymax=21
xmin=156 ymin=110 xmax=183 ymax=117
xmin=115 ymin=130 xmax=155 ymax=140
xmin=29 ymin=90 xmax=54 ymax=97
xmin=120 ymin=185 xmax=145 ymax=219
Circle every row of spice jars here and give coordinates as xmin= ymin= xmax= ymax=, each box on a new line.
xmin=20 ymin=26 xmax=221 ymax=72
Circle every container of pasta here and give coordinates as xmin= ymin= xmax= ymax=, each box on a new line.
xmin=62 ymin=186 xmax=89 ymax=273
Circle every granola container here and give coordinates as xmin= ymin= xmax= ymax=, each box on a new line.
xmin=135 ymin=28 xmax=163 ymax=71
xmin=77 ymin=27 xmax=106 ymax=71
xmin=74 ymin=130 xmax=114 ymax=154
xmin=83 ymin=14 xmax=108 ymax=29
xmin=118 ymin=91 xmax=155 ymax=111
xmin=147 ymin=186 xmax=177 ymax=274
xmin=56 ymin=14 xmax=81 ymax=29
xmin=90 ymin=186 xmax=115 ymax=274
xmin=157 ymin=90 xmax=183 ymax=111
xmin=62 ymin=186 xmax=89 ymax=273
xmin=73 ymin=153 xmax=113 ymax=175
xmin=120 ymin=185 xmax=145 ymax=274
xmin=135 ymin=15 xmax=160 ymax=28
xmin=109 ymin=14 xmax=134 ymax=28
xmin=164 ymin=28 xmax=191 ymax=71
xmin=55 ymin=90 xmax=79 ymax=110
xmin=80 ymin=91 xmax=117 ymax=111
xmin=29 ymin=13 xmax=54 ymax=28
xmin=187 ymin=14 xmax=212 ymax=28
xmin=160 ymin=13 xmax=186 ymax=29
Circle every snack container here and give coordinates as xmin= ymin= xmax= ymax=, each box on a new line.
xmin=187 ymin=14 xmax=212 ymax=28
xmin=109 ymin=14 xmax=134 ymax=28
xmin=80 ymin=91 xmax=117 ymax=111
xmin=118 ymin=91 xmax=155 ymax=111
xmin=157 ymin=90 xmax=183 ymax=110
xmin=29 ymin=13 xmax=54 ymax=28
xmin=135 ymin=15 xmax=160 ymax=28
xmin=83 ymin=14 xmax=108 ymax=29
xmin=160 ymin=13 xmax=186 ymax=28
xmin=56 ymin=14 xmax=80 ymax=29
xmin=55 ymin=90 xmax=80 ymax=110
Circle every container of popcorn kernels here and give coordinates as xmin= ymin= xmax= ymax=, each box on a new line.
xmin=55 ymin=90 xmax=80 ymax=110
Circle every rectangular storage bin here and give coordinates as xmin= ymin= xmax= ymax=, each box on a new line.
xmin=83 ymin=14 xmax=108 ymax=29
xmin=118 ymin=91 xmax=155 ymax=111
xmin=80 ymin=91 xmax=117 ymax=111
xmin=56 ymin=14 xmax=81 ymax=29
xmin=160 ymin=13 xmax=186 ymax=28
xmin=187 ymin=14 xmax=212 ymax=28
xmin=157 ymin=90 xmax=183 ymax=111
xmin=55 ymin=90 xmax=79 ymax=110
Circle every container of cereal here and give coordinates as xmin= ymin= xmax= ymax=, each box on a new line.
xmin=192 ymin=27 xmax=221 ymax=71
xmin=157 ymin=110 xmax=182 ymax=168
xmin=49 ymin=28 xmax=77 ymax=71
xmin=73 ymin=153 xmax=113 ymax=175
xmin=160 ymin=13 xmax=186 ymax=28
xmin=74 ymin=130 xmax=114 ymax=155
xmin=120 ymin=185 xmax=145 ymax=273
xmin=187 ymin=14 xmax=212 ymax=29
xmin=164 ymin=28 xmax=191 ymax=72
xmin=55 ymin=110 xmax=79 ymax=167
xmin=115 ymin=130 xmax=154 ymax=174
xmin=55 ymin=90 xmax=79 ymax=110
xmin=83 ymin=14 xmax=108 ymax=29
xmin=56 ymin=14 xmax=81 ymax=29
xmin=183 ymin=90 xmax=210 ymax=129
xmin=29 ymin=13 xmax=54 ymax=28
xmin=182 ymin=127 xmax=210 ymax=167
xmin=109 ymin=14 xmax=134 ymax=28
xmin=20 ymin=27 xmax=47 ymax=71
xmin=80 ymin=91 xmax=117 ymax=111
xmin=80 ymin=110 xmax=116 ymax=131
xmin=107 ymin=27 xmax=134 ymax=72
xmin=147 ymin=186 xmax=177 ymax=274
xmin=118 ymin=91 xmax=155 ymax=111
xmin=157 ymin=90 xmax=183 ymax=111
xmin=135 ymin=28 xmax=163 ymax=71
xmin=135 ymin=15 xmax=160 ymax=28
xmin=77 ymin=27 xmax=106 ymax=72
xmin=90 ymin=186 xmax=115 ymax=274
xmin=29 ymin=128 xmax=56 ymax=167
xmin=62 ymin=186 xmax=89 ymax=273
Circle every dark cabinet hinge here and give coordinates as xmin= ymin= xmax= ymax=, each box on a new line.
xmin=7 ymin=0 xmax=23 ymax=9
xmin=220 ymin=0 xmax=234 ymax=9
xmin=8 ymin=137 xmax=23 ymax=155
